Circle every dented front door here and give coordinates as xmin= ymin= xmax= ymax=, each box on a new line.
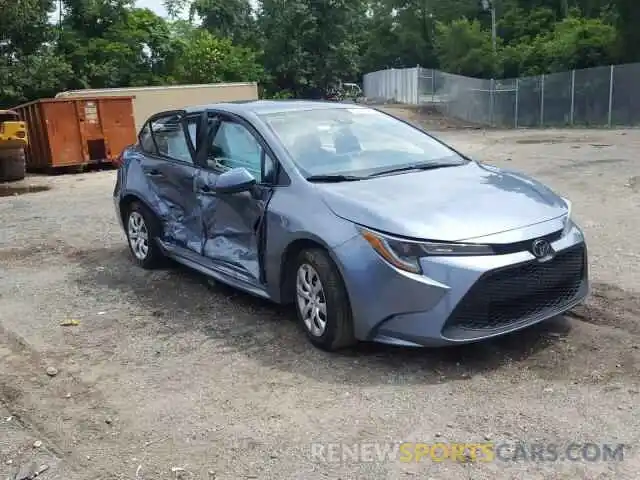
xmin=196 ymin=116 xmax=274 ymax=286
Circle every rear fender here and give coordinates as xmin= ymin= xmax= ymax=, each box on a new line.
xmin=117 ymin=150 xmax=170 ymax=233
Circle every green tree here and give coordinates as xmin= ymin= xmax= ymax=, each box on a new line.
xmin=381 ymin=0 xmax=439 ymax=69
xmin=1 ymin=0 xmax=639 ymax=107
xmin=0 ymin=49 xmax=74 ymax=107
xmin=193 ymin=0 xmax=259 ymax=47
xmin=0 ymin=0 xmax=73 ymax=107
xmin=58 ymin=1 xmax=176 ymax=88
xmin=541 ymin=15 xmax=618 ymax=70
xmin=498 ymin=7 xmax=557 ymax=45
xmin=501 ymin=13 xmax=618 ymax=76
xmin=259 ymin=0 xmax=366 ymax=97
xmin=171 ymin=28 xmax=263 ymax=84
xmin=613 ymin=0 xmax=640 ymax=62
xmin=434 ymin=18 xmax=500 ymax=77
xmin=0 ymin=0 xmax=58 ymax=55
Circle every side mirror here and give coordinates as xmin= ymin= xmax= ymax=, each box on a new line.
xmin=215 ymin=167 xmax=256 ymax=194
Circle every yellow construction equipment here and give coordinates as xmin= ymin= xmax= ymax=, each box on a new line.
xmin=0 ymin=109 xmax=28 ymax=182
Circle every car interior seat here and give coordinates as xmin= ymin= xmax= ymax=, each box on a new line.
xmin=333 ymin=128 xmax=361 ymax=155
xmin=292 ymin=132 xmax=324 ymax=160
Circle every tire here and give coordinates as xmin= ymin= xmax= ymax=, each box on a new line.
xmin=294 ymin=248 xmax=356 ymax=351
xmin=124 ymin=202 xmax=165 ymax=269
xmin=0 ymin=149 xmax=26 ymax=182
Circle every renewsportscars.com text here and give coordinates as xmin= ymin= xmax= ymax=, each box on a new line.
xmin=310 ymin=442 xmax=626 ymax=464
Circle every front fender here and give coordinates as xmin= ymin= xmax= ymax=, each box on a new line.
xmin=262 ymin=187 xmax=359 ymax=302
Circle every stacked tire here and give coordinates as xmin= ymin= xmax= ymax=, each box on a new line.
xmin=0 ymin=148 xmax=26 ymax=182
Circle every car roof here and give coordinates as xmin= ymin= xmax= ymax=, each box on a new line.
xmin=182 ymin=99 xmax=364 ymax=116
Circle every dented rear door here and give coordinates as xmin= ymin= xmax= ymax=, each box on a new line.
xmin=143 ymin=112 xmax=202 ymax=253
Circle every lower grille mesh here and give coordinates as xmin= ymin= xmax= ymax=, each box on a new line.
xmin=445 ymin=245 xmax=586 ymax=331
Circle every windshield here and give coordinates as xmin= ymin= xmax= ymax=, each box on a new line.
xmin=260 ymin=107 xmax=467 ymax=178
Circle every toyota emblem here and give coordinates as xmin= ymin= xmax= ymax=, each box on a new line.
xmin=531 ymin=239 xmax=552 ymax=258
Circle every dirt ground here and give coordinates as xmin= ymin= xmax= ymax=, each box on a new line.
xmin=1 ymin=120 xmax=640 ymax=479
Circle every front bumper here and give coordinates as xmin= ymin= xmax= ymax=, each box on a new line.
xmin=333 ymin=219 xmax=589 ymax=347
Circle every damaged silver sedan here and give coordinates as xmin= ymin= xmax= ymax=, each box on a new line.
xmin=113 ymin=100 xmax=589 ymax=351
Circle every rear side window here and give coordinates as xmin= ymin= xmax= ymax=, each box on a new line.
xmin=149 ymin=114 xmax=193 ymax=164
xmin=139 ymin=124 xmax=156 ymax=153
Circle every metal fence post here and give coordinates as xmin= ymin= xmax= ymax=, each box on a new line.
xmin=490 ymin=78 xmax=495 ymax=126
xmin=540 ymin=74 xmax=545 ymax=127
xmin=514 ymin=78 xmax=519 ymax=128
xmin=431 ymin=69 xmax=435 ymax=103
xmin=608 ymin=65 xmax=614 ymax=127
xmin=415 ymin=65 xmax=420 ymax=105
xmin=416 ymin=66 xmax=420 ymax=104
xmin=390 ymin=68 xmax=396 ymax=102
xmin=570 ymin=70 xmax=575 ymax=126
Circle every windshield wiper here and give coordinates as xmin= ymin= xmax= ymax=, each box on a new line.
xmin=306 ymin=174 xmax=364 ymax=182
xmin=367 ymin=162 xmax=460 ymax=178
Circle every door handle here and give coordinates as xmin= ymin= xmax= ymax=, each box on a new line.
xmin=197 ymin=184 xmax=216 ymax=195
xmin=145 ymin=169 xmax=164 ymax=178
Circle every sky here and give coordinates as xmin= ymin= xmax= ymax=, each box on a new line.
xmin=51 ymin=0 xmax=259 ymax=21
xmin=51 ymin=0 xmax=170 ymax=21
xmin=135 ymin=0 xmax=259 ymax=16
xmin=137 ymin=0 xmax=168 ymax=17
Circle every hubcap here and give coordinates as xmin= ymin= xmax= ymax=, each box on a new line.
xmin=127 ymin=211 xmax=149 ymax=260
xmin=296 ymin=263 xmax=327 ymax=337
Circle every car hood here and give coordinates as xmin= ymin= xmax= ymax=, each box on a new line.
xmin=316 ymin=162 xmax=568 ymax=242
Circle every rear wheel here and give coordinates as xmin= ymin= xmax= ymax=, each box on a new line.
xmin=125 ymin=202 xmax=164 ymax=269
xmin=0 ymin=149 xmax=26 ymax=182
xmin=294 ymin=249 xmax=356 ymax=351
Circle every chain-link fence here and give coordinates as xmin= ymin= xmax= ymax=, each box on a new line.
xmin=363 ymin=63 xmax=640 ymax=128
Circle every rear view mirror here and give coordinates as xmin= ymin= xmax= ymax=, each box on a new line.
xmin=215 ymin=167 xmax=256 ymax=194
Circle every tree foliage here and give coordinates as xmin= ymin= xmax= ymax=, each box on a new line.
xmin=259 ymin=0 xmax=367 ymax=97
xmin=170 ymin=27 xmax=264 ymax=84
xmin=435 ymin=18 xmax=500 ymax=78
xmin=0 ymin=0 xmax=638 ymax=107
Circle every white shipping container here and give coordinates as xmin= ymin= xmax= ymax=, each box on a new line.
xmin=56 ymin=82 xmax=259 ymax=132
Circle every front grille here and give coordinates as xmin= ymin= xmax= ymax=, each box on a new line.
xmin=491 ymin=229 xmax=563 ymax=255
xmin=444 ymin=244 xmax=586 ymax=331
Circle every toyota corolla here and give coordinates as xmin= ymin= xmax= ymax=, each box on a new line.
xmin=113 ymin=100 xmax=589 ymax=351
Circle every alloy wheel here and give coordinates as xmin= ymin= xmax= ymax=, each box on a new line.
xmin=296 ymin=263 xmax=327 ymax=337
xmin=128 ymin=211 xmax=149 ymax=261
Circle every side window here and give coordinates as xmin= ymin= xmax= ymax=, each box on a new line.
xmin=149 ymin=114 xmax=193 ymax=164
xmin=139 ymin=123 xmax=156 ymax=153
xmin=209 ymin=121 xmax=263 ymax=178
xmin=187 ymin=120 xmax=197 ymax=148
xmin=263 ymin=151 xmax=277 ymax=184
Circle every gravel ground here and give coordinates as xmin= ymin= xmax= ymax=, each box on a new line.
xmin=1 ymin=126 xmax=639 ymax=480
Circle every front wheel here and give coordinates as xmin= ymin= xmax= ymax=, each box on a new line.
xmin=294 ymin=249 xmax=356 ymax=351
xmin=125 ymin=202 xmax=164 ymax=269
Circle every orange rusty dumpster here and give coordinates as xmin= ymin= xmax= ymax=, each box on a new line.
xmin=12 ymin=96 xmax=136 ymax=172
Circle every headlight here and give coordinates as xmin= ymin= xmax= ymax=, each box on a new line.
xmin=360 ymin=228 xmax=494 ymax=274
xmin=561 ymin=197 xmax=573 ymax=236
